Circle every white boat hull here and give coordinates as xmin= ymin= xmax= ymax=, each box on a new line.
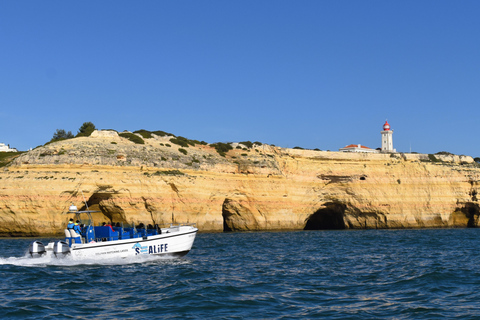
xmin=68 ymin=225 xmax=197 ymax=260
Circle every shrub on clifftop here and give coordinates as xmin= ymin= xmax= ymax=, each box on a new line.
xmin=210 ymin=142 xmax=233 ymax=157
xmin=50 ymin=129 xmax=74 ymax=142
xmin=170 ymin=136 xmax=193 ymax=148
xmin=239 ymin=141 xmax=254 ymax=149
xmin=428 ymin=154 xmax=441 ymax=162
xmin=119 ymin=132 xmax=145 ymax=144
xmin=76 ymin=122 xmax=96 ymax=137
xmin=152 ymin=130 xmax=174 ymax=137
xmin=134 ymin=129 xmax=153 ymax=139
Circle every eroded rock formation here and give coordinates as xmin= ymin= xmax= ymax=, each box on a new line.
xmin=0 ymin=130 xmax=479 ymax=236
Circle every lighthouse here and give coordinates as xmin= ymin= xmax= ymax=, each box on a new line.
xmin=381 ymin=120 xmax=395 ymax=152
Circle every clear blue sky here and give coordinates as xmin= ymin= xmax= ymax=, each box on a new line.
xmin=1 ymin=1 xmax=479 ymax=155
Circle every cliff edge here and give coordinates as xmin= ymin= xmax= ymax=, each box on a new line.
xmin=1 ymin=130 xmax=479 ymax=236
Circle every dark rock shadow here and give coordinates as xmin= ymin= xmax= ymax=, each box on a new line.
xmin=304 ymin=202 xmax=346 ymax=230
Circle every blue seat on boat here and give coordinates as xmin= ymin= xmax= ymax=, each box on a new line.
xmin=113 ymin=227 xmax=130 ymax=240
xmin=147 ymin=228 xmax=158 ymax=236
xmin=124 ymin=227 xmax=141 ymax=238
xmin=137 ymin=229 xmax=147 ymax=237
xmin=94 ymin=226 xmax=119 ymax=241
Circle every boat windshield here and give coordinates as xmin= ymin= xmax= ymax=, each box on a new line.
xmin=66 ymin=210 xmax=97 ymax=227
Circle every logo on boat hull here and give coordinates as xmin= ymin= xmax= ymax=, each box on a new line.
xmin=132 ymin=243 xmax=168 ymax=255
xmin=132 ymin=243 xmax=148 ymax=255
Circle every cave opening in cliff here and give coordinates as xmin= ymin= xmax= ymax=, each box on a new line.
xmin=304 ymin=202 xmax=346 ymax=230
xmin=457 ymin=202 xmax=480 ymax=227
xmin=79 ymin=192 xmax=113 ymax=211
xmin=78 ymin=191 xmax=125 ymax=223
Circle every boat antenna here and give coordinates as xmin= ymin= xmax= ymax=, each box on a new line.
xmin=81 ymin=190 xmax=89 ymax=211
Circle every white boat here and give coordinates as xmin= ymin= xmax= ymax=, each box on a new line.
xmin=28 ymin=204 xmax=198 ymax=260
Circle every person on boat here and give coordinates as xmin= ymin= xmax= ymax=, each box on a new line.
xmin=102 ymin=222 xmax=115 ymax=232
xmin=74 ymin=220 xmax=82 ymax=234
xmin=67 ymin=219 xmax=74 ymax=230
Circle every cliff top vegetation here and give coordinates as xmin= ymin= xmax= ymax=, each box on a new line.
xmin=42 ymin=122 xmax=478 ymax=164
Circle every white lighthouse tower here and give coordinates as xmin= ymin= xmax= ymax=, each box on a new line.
xmin=381 ymin=120 xmax=395 ymax=152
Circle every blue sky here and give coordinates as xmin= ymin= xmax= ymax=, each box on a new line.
xmin=1 ymin=1 xmax=479 ymax=155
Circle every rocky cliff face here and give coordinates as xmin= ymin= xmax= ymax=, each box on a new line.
xmin=1 ymin=130 xmax=479 ymax=236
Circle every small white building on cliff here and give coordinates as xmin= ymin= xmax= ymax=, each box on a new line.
xmin=339 ymin=144 xmax=378 ymax=153
xmin=340 ymin=120 xmax=396 ymax=153
xmin=0 ymin=143 xmax=17 ymax=152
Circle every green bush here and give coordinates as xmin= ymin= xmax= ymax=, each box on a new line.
xmin=76 ymin=122 xmax=96 ymax=137
xmin=134 ymin=129 xmax=153 ymax=139
xmin=152 ymin=130 xmax=174 ymax=137
xmin=119 ymin=132 xmax=145 ymax=144
xmin=239 ymin=141 xmax=254 ymax=148
xmin=169 ymin=136 xmax=200 ymax=148
xmin=190 ymin=139 xmax=208 ymax=145
xmin=211 ymin=142 xmax=233 ymax=157
xmin=51 ymin=129 xmax=74 ymax=142
xmin=170 ymin=136 xmax=193 ymax=148
xmin=428 ymin=154 xmax=441 ymax=162
xmin=178 ymin=148 xmax=188 ymax=155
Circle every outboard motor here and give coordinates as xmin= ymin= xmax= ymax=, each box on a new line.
xmin=53 ymin=241 xmax=70 ymax=257
xmin=29 ymin=241 xmax=46 ymax=257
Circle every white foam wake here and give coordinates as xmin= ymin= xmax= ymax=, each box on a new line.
xmin=0 ymin=251 xmax=189 ymax=267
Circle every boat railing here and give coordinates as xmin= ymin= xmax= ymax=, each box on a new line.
xmin=75 ymin=221 xmax=197 ymax=243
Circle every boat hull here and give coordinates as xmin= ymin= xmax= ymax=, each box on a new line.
xmin=69 ymin=225 xmax=197 ymax=260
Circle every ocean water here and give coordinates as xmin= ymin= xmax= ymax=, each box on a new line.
xmin=1 ymin=229 xmax=480 ymax=319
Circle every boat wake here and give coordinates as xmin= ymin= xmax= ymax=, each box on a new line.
xmin=0 ymin=251 xmax=191 ymax=267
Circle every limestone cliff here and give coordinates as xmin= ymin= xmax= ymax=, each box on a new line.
xmin=1 ymin=130 xmax=479 ymax=236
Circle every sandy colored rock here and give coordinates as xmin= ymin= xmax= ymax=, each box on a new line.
xmin=0 ymin=130 xmax=479 ymax=236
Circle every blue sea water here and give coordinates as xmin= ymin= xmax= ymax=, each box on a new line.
xmin=1 ymin=229 xmax=480 ymax=319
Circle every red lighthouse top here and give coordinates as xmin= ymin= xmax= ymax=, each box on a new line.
xmin=383 ymin=121 xmax=391 ymax=131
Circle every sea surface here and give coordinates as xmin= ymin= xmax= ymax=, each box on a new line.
xmin=1 ymin=229 xmax=480 ymax=319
